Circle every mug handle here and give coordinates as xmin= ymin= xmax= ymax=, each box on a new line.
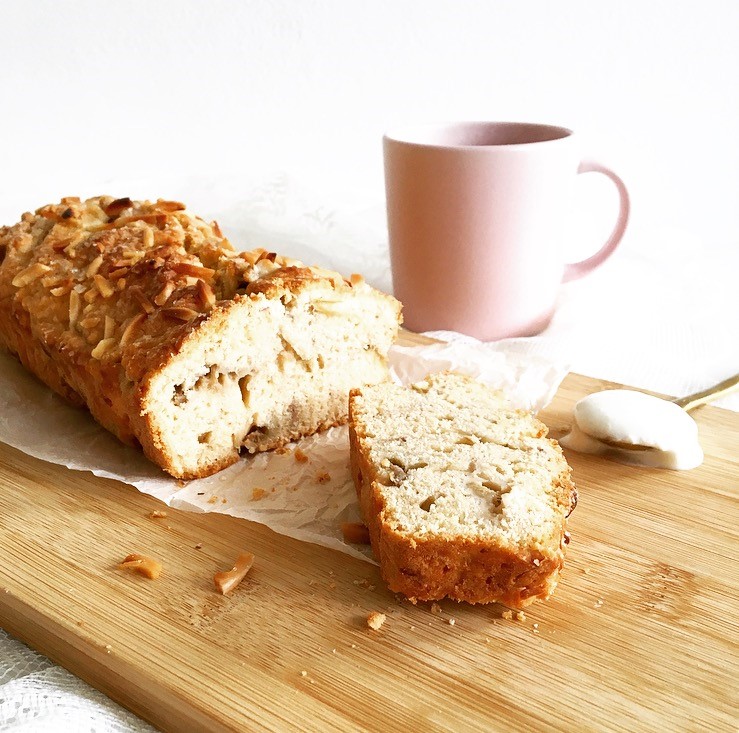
xmin=562 ymin=159 xmax=630 ymax=282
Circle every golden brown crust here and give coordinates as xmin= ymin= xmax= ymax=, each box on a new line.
xmin=0 ymin=196 xmax=398 ymax=477
xmin=349 ymin=385 xmax=576 ymax=609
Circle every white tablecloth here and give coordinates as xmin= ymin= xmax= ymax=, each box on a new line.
xmin=1 ymin=177 xmax=737 ymax=731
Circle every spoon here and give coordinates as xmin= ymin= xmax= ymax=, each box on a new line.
xmin=559 ymin=372 xmax=739 ymax=470
xmin=670 ymin=372 xmax=739 ymax=411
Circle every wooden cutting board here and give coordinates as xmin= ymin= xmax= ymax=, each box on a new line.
xmin=1 ymin=331 xmax=737 ymax=732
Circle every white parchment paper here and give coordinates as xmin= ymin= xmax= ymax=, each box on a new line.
xmin=0 ymin=332 xmax=568 ymax=563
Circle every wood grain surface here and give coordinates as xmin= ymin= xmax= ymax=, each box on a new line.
xmin=0 ymin=331 xmax=737 ymax=732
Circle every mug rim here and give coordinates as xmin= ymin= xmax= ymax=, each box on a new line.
xmin=384 ymin=121 xmax=574 ymax=150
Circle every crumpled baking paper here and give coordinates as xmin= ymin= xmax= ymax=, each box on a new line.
xmin=0 ymin=332 xmax=568 ymax=563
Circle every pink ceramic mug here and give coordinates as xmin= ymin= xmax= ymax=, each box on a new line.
xmin=384 ymin=122 xmax=630 ymax=340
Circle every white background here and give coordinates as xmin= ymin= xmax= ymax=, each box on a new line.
xmin=1 ymin=0 xmax=738 ymax=259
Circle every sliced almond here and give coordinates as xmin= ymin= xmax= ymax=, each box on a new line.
xmin=214 ymin=551 xmax=255 ymax=595
xmin=240 ymin=249 xmax=261 ymax=266
xmin=79 ymin=316 xmax=101 ymax=330
xmin=104 ymin=315 xmax=115 ymax=340
xmin=162 ymin=306 xmax=199 ymax=322
xmin=86 ymin=255 xmax=104 ymax=278
xmin=63 ymin=233 xmax=85 ymax=256
xmin=155 ymin=200 xmax=186 ymax=212
xmin=153 ymin=281 xmax=175 ymax=307
xmin=196 ymin=278 xmax=216 ymax=309
xmin=114 ymin=213 xmax=167 ymax=228
xmin=94 ymin=274 xmax=115 ymax=298
xmin=142 ymin=228 xmax=155 ymax=249
xmin=12 ymin=262 xmax=51 ymax=288
xmin=118 ymin=553 xmax=162 ymax=580
xmin=91 ymin=337 xmax=115 ymax=359
xmin=120 ymin=313 xmax=146 ymax=346
xmin=41 ymin=274 xmax=62 ymax=288
xmin=169 ymin=262 xmax=215 ymax=280
xmin=130 ymin=286 xmax=155 ymax=314
xmin=69 ymin=290 xmax=81 ymax=326
xmin=51 ymin=238 xmax=74 ymax=252
xmin=38 ymin=208 xmax=61 ymax=221
xmin=103 ymin=197 xmax=133 ymax=218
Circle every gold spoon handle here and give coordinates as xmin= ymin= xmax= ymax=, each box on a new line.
xmin=672 ymin=372 xmax=739 ymax=412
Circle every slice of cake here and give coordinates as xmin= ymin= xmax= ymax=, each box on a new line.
xmin=348 ymin=372 xmax=576 ymax=608
xmin=0 ymin=196 xmax=401 ymax=478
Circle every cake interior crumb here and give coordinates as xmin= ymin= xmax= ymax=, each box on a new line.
xmin=366 ymin=611 xmax=386 ymax=630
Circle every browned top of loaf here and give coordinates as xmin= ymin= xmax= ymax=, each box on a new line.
xmin=0 ymin=196 xmax=367 ymax=385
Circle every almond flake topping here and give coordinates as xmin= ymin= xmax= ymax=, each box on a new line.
xmin=69 ymin=290 xmax=81 ymax=326
xmin=170 ymin=262 xmax=215 ymax=280
xmin=94 ymin=274 xmax=115 ymax=298
xmin=86 ymin=255 xmax=104 ymax=278
xmin=130 ymin=286 xmax=155 ymax=314
xmin=162 ymin=306 xmax=199 ymax=322
xmin=104 ymin=315 xmax=115 ymax=340
xmin=91 ymin=337 xmax=115 ymax=359
xmin=153 ymin=281 xmax=175 ymax=306
xmin=12 ymin=262 xmax=51 ymax=288
xmin=196 ymin=278 xmax=216 ymax=309
xmin=120 ymin=313 xmax=146 ymax=346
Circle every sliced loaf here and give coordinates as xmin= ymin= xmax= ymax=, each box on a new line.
xmin=348 ymin=372 xmax=576 ymax=608
xmin=0 ymin=196 xmax=401 ymax=478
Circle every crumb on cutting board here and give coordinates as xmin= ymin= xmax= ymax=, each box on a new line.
xmin=353 ymin=578 xmax=376 ymax=590
xmin=366 ymin=611 xmax=386 ymax=630
xmin=315 ymin=471 xmax=331 ymax=484
xmin=214 ymin=551 xmax=255 ymax=595
xmin=294 ymin=448 xmax=309 ymax=463
xmin=117 ymin=553 xmax=162 ymax=580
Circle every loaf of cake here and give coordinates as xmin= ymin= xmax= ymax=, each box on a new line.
xmin=349 ymin=372 xmax=576 ymax=608
xmin=0 ymin=196 xmax=401 ymax=478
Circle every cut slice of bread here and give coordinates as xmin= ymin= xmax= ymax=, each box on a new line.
xmin=348 ymin=372 xmax=577 ymax=609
